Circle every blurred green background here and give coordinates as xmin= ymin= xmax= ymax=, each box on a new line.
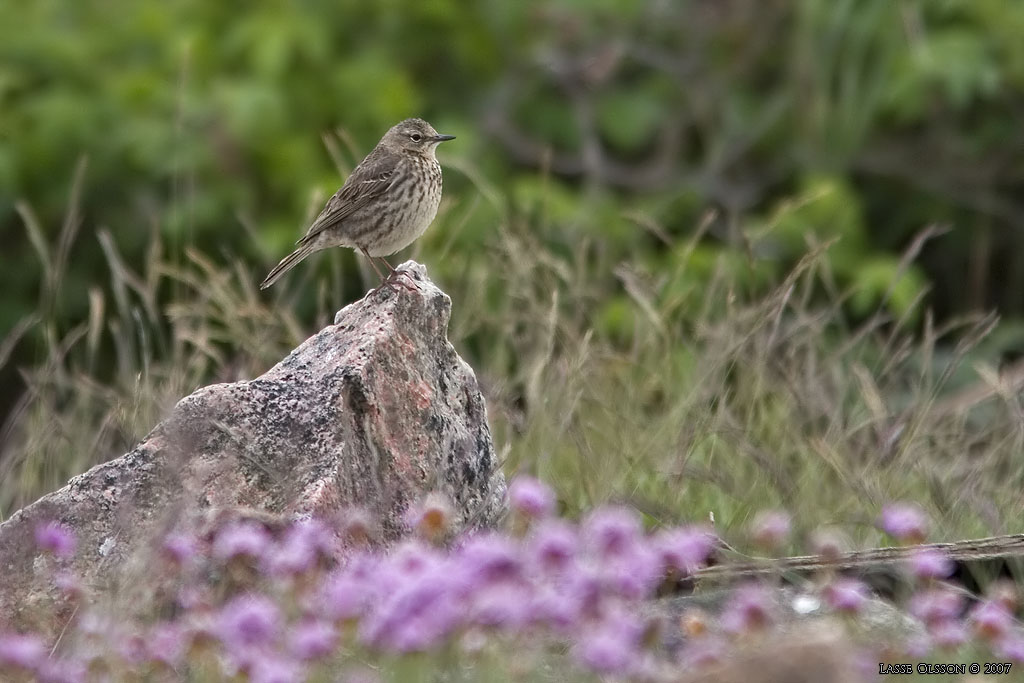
xmin=5 ymin=0 xmax=1024 ymax=325
xmin=2 ymin=0 xmax=1024 ymax=535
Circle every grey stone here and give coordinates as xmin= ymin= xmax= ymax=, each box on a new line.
xmin=0 ymin=261 xmax=506 ymax=633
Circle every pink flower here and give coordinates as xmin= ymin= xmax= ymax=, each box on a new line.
xmin=319 ymin=570 xmax=368 ymax=621
xmin=216 ymin=595 xmax=282 ymax=654
xmin=470 ymin=582 xmax=532 ymax=630
xmin=36 ymin=657 xmax=87 ymax=683
xmin=35 ymin=521 xmax=76 ymax=559
xmin=970 ymin=600 xmax=1014 ymax=641
xmin=823 ymin=578 xmax=868 ymax=614
xmin=358 ymin=562 xmax=462 ymax=653
xmin=528 ymin=586 xmax=578 ymax=632
xmin=721 ymin=583 xmax=776 ymax=633
xmin=583 ymin=506 xmax=643 ymax=560
xmin=930 ymin=619 xmax=967 ymax=650
xmin=528 ymin=519 xmax=579 ymax=575
xmin=909 ymin=587 xmax=963 ymax=625
xmin=596 ymin=542 xmax=662 ymax=599
xmin=750 ymin=510 xmax=791 ymax=550
xmin=573 ymin=609 xmax=643 ymax=676
xmin=996 ymin=634 xmax=1024 ymax=662
xmin=265 ymin=518 xmax=334 ymax=577
xmin=288 ymin=619 xmax=337 ymax=661
xmin=809 ymin=527 xmax=850 ymax=560
xmin=878 ymin=503 xmax=929 ymax=543
xmin=455 ymin=533 xmax=523 ymax=585
xmin=653 ymin=526 xmax=716 ymax=575
xmin=248 ymin=654 xmax=303 ymax=683
xmin=909 ymin=548 xmax=954 ymax=579
xmin=161 ymin=532 xmax=198 ymax=566
xmin=508 ymin=476 xmax=555 ymax=519
xmin=147 ymin=622 xmax=187 ymax=666
xmin=213 ymin=521 xmax=271 ymax=562
xmin=0 ymin=632 xmax=46 ymax=670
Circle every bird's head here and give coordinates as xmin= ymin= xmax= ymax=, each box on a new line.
xmin=383 ymin=118 xmax=455 ymax=158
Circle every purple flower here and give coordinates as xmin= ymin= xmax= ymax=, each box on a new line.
xmin=528 ymin=519 xmax=579 ymax=575
xmin=388 ymin=540 xmax=443 ymax=578
xmin=0 ymin=632 xmax=47 ymax=670
xmin=177 ymin=585 xmax=208 ymax=611
xmin=470 ymin=582 xmax=532 ymax=630
xmin=161 ymin=532 xmax=199 ymax=566
xmin=573 ymin=610 xmax=643 ymax=676
xmin=216 ymin=595 xmax=282 ymax=653
xmin=575 ymin=630 xmax=635 ymax=675
xmin=595 ymin=543 xmax=663 ymax=600
xmin=721 ymin=583 xmax=776 ymax=633
xmin=996 ymin=634 xmax=1024 ymax=662
xmin=930 ymin=619 xmax=967 ymax=649
xmin=909 ymin=587 xmax=963 ymax=625
xmin=358 ymin=563 xmax=462 ymax=653
xmin=508 ymin=476 xmax=555 ymax=519
xmin=970 ymin=600 xmax=1014 ymax=640
xmin=37 ymin=658 xmax=87 ymax=683
xmin=823 ymin=578 xmax=868 ymax=614
xmin=455 ymin=533 xmax=523 ymax=585
xmin=35 ymin=521 xmax=76 ymax=559
xmin=319 ymin=570 xmax=367 ymax=621
xmin=909 ymin=548 xmax=954 ymax=580
xmin=288 ymin=619 xmax=337 ymax=661
xmin=265 ymin=518 xmax=334 ymax=577
xmin=583 ymin=506 xmax=643 ymax=559
xmin=117 ymin=634 xmax=148 ymax=664
xmin=809 ymin=527 xmax=850 ymax=560
xmin=53 ymin=571 xmax=81 ymax=599
xmin=564 ymin=565 xmax=605 ymax=621
xmin=653 ymin=526 xmax=715 ymax=575
xmin=249 ymin=654 xmax=303 ymax=683
xmin=213 ymin=521 xmax=271 ymax=562
xmin=528 ymin=586 xmax=578 ymax=632
xmin=749 ymin=510 xmax=791 ymax=550
xmin=147 ymin=622 xmax=187 ymax=666
xmin=878 ymin=503 xmax=929 ymax=543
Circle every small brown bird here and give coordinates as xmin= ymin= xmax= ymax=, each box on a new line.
xmin=260 ymin=118 xmax=455 ymax=290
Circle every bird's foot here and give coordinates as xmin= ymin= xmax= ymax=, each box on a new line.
xmin=384 ymin=268 xmax=419 ymax=292
xmin=371 ymin=269 xmax=418 ymax=294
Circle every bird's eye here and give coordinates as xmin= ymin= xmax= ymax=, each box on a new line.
xmin=410 ymin=133 xmax=422 ymax=142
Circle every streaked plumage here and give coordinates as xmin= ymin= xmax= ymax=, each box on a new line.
xmin=260 ymin=118 xmax=454 ymax=290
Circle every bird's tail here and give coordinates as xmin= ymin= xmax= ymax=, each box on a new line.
xmin=260 ymin=242 xmax=317 ymax=290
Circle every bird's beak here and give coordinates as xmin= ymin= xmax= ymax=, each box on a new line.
xmin=433 ymin=134 xmax=456 ymax=143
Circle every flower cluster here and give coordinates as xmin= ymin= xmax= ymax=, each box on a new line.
xmin=1 ymin=486 xmax=1022 ymax=682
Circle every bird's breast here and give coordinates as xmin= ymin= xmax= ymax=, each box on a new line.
xmin=364 ymin=157 xmax=443 ymax=257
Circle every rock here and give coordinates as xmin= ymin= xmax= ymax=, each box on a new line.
xmin=0 ymin=261 xmax=507 ymax=633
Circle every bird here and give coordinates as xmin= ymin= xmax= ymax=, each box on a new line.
xmin=260 ymin=118 xmax=455 ymax=290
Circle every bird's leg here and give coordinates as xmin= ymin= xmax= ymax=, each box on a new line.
xmin=379 ymin=256 xmax=418 ymax=291
xmin=359 ymin=248 xmax=397 ymax=292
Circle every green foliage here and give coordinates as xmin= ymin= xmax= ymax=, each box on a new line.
xmin=2 ymin=0 xmax=1024 ymax=548
xmin=3 ymin=0 xmax=1023 ymax=336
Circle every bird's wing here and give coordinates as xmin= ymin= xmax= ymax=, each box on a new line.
xmin=299 ymin=150 xmax=400 ymax=244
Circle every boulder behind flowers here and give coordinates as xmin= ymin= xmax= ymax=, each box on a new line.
xmin=0 ymin=262 xmax=507 ymax=633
